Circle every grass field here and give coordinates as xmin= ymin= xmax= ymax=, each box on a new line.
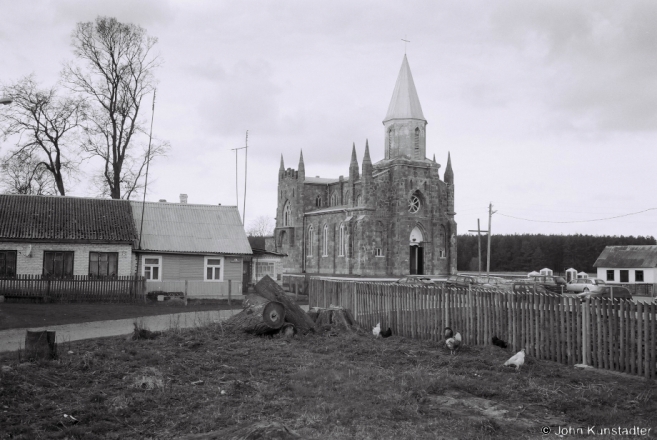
xmin=1 ymin=320 xmax=655 ymax=440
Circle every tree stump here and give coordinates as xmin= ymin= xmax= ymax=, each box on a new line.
xmin=224 ymin=301 xmax=286 ymax=335
xmin=255 ymin=275 xmax=315 ymax=333
xmin=310 ymin=305 xmax=361 ymax=332
xmin=24 ymin=330 xmax=57 ymax=360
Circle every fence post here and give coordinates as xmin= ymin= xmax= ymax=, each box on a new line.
xmin=228 ymin=279 xmax=232 ymax=308
xmin=468 ymin=284 xmax=473 ymax=345
xmin=184 ymin=279 xmax=188 ymax=305
xmin=581 ymin=299 xmax=589 ymax=365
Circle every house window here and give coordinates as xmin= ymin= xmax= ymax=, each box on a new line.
xmin=0 ymin=250 xmax=17 ymax=278
xmin=43 ymin=251 xmax=74 ymax=278
xmin=89 ymin=252 xmax=118 ymax=278
xmin=283 ymin=201 xmax=291 ymax=226
xmin=322 ymin=224 xmax=329 ymax=257
xmin=635 ymin=270 xmax=644 ymax=282
xmin=255 ymin=261 xmax=275 ymax=281
xmin=308 ymin=225 xmax=314 ymax=257
xmin=339 ymin=223 xmax=345 ymax=256
xmin=143 ymin=256 xmax=162 ymax=281
xmin=620 ymin=270 xmax=629 ymax=283
xmin=606 ymin=270 xmax=614 ymax=281
xmin=205 ymin=256 xmax=223 ymax=281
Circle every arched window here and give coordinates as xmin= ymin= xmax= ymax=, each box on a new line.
xmin=283 ymin=201 xmax=291 ymax=226
xmin=345 ymin=190 xmax=351 ymax=205
xmin=339 ymin=223 xmax=345 ymax=256
xmin=330 ymin=192 xmax=337 ymax=207
xmin=315 ymin=195 xmax=322 ymax=208
xmin=279 ymin=230 xmax=287 ymax=247
xmin=375 ymin=221 xmax=385 ymax=257
xmin=308 ymin=225 xmax=314 ymax=256
xmin=439 ymin=225 xmax=447 ymax=258
xmin=356 ymin=194 xmax=362 ymax=206
xmin=414 ymin=127 xmax=420 ymax=155
xmin=322 ymin=224 xmax=329 ymax=257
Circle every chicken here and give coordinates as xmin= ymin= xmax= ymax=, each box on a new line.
xmin=444 ymin=327 xmax=454 ymax=339
xmin=492 ymin=336 xmax=508 ymax=349
xmin=504 ymin=349 xmax=526 ymax=371
xmin=372 ymin=323 xmax=381 ymax=338
xmin=445 ymin=331 xmax=462 ymax=355
xmin=380 ymin=327 xmax=392 ymax=338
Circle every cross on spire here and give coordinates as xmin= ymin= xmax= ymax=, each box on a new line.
xmin=401 ymin=35 xmax=410 ymax=54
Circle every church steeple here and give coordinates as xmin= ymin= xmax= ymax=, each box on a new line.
xmin=279 ymin=154 xmax=285 ymax=179
xmin=383 ymin=55 xmax=427 ymax=161
xmin=444 ymin=152 xmax=454 ymax=185
xmin=298 ymin=150 xmax=305 ymax=179
xmin=349 ymin=142 xmax=359 ymax=181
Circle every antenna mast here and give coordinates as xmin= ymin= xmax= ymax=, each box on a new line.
xmin=138 ymin=89 xmax=157 ymax=253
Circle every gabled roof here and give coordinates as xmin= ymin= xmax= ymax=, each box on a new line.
xmin=0 ymin=194 xmax=137 ymax=243
xmin=593 ymin=245 xmax=657 ymax=268
xmin=305 ymin=177 xmax=341 ymax=185
xmin=131 ymin=201 xmax=252 ymax=255
xmin=384 ymin=54 xmax=425 ymax=122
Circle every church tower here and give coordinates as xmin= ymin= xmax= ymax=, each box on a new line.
xmin=383 ymin=55 xmax=427 ymax=161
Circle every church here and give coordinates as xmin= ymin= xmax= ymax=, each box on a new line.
xmin=272 ymin=55 xmax=457 ymax=277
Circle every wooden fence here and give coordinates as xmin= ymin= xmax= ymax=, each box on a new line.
xmin=0 ymin=275 xmax=146 ymax=303
xmin=309 ymin=278 xmax=657 ymax=379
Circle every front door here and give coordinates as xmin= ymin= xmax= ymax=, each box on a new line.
xmin=410 ymin=245 xmax=424 ymax=275
xmin=242 ymin=259 xmax=251 ymax=293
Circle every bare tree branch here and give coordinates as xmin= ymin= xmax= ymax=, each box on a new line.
xmin=63 ymin=16 xmax=167 ymax=199
xmin=247 ymin=216 xmax=275 ymax=237
xmin=0 ymin=75 xmax=85 ymax=195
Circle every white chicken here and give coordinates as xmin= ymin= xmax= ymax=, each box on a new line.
xmin=504 ymin=349 xmax=526 ymax=371
xmin=372 ymin=322 xmax=381 ymax=338
xmin=445 ymin=327 xmax=461 ymax=355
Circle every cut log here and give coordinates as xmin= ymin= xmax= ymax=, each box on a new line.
xmin=255 ymin=275 xmax=315 ymax=333
xmin=224 ymin=301 xmax=286 ymax=335
xmin=310 ymin=305 xmax=361 ymax=332
xmin=177 ymin=421 xmax=302 ymax=440
xmin=24 ymin=330 xmax=57 ymax=360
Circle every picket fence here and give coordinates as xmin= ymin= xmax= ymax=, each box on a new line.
xmin=309 ymin=278 xmax=657 ymax=379
xmin=0 ymin=275 xmax=146 ymax=303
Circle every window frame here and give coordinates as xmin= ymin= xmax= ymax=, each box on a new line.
xmin=0 ymin=250 xmax=17 ymax=278
xmin=322 ymin=224 xmax=329 ymax=257
xmin=204 ymin=256 xmax=224 ymax=282
xmin=283 ymin=201 xmax=291 ymax=227
xmin=89 ymin=251 xmax=119 ymax=279
xmin=606 ymin=270 xmax=614 ymax=281
xmin=142 ymin=255 xmax=162 ymax=281
xmin=635 ymin=270 xmax=644 ymax=282
xmin=43 ymin=251 xmax=74 ymax=279
xmin=339 ymin=223 xmax=345 ymax=257
xmin=307 ymin=225 xmax=314 ymax=257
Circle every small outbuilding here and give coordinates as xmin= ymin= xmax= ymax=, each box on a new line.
xmin=593 ymin=245 xmax=657 ymax=296
xmin=565 ymin=268 xmax=578 ymax=282
xmin=539 ymin=268 xmax=553 ymax=276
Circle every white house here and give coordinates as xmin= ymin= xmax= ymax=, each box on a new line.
xmin=593 ymin=245 xmax=657 ymax=296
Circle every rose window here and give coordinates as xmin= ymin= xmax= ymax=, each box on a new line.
xmin=408 ymin=195 xmax=421 ymax=213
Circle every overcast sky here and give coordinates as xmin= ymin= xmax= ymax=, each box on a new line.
xmin=2 ymin=0 xmax=656 ymax=238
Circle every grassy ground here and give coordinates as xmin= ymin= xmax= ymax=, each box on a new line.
xmin=0 ymin=321 xmax=654 ymax=440
xmin=0 ymin=301 xmax=242 ymax=331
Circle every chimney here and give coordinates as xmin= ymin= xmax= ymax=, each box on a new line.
xmin=180 ymin=194 xmax=188 ymax=204
xmin=158 ymin=199 xmax=167 ymax=203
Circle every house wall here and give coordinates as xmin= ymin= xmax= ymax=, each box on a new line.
xmin=596 ymin=267 xmax=657 ymax=284
xmin=136 ymin=253 xmax=244 ymax=299
xmin=0 ymin=242 xmax=133 ymax=276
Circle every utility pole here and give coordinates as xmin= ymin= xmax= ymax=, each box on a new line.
xmin=468 ymin=219 xmax=488 ymax=275
xmin=487 ymin=202 xmax=497 ymax=276
xmin=231 ymin=130 xmax=249 ymax=225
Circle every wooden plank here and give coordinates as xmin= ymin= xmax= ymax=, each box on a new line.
xmin=651 ymin=302 xmax=656 ymax=379
xmin=630 ymin=301 xmax=636 ymax=375
xmin=637 ymin=301 xmax=644 ymax=377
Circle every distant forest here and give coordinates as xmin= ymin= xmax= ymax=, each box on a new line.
xmin=457 ymin=234 xmax=656 ymax=274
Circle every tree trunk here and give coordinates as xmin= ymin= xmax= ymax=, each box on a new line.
xmin=255 ymin=275 xmax=315 ymax=333
xmin=310 ymin=305 xmax=361 ymax=332
xmin=224 ymin=301 xmax=286 ymax=335
xmin=24 ymin=330 xmax=57 ymax=360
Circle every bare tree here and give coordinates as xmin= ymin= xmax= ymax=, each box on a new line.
xmin=0 ymin=148 xmax=57 ymax=195
xmin=63 ymin=16 xmax=167 ymax=200
xmin=0 ymin=76 xmax=85 ymax=195
xmin=247 ymin=216 xmax=275 ymax=237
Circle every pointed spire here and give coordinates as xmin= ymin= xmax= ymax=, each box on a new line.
xmin=350 ymin=143 xmax=358 ymax=166
xmin=363 ymin=139 xmax=372 ymax=165
xmin=444 ymin=152 xmax=454 ymax=184
xmin=349 ymin=142 xmax=359 ymax=181
xmin=384 ymin=54 xmax=425 ymax=122
xmin=298 ymin=150 xmax=305 ymax=178
xmin=279 ymin=154 xmax=285 ymax=171
xmin=432 ymin=154 xmax=436 ymax=163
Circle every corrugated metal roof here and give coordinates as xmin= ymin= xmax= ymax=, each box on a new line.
xmin=131 ymin=201 xmax=252 ymax=255
xmin=0 ymin=194 xmax=137 ymax=242
xmin=384 ymin=54 xmax=425 ymax=122
xmin=593 ymin=245 xmax=657 ymax=268
xmin=305 ymin=177 xmax=341 ymax=184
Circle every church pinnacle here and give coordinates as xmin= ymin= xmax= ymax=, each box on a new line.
xmin=383 ymin=54 xmax=425 ymax=123
xmin=444 ymin=152 xmax=454 ymax=184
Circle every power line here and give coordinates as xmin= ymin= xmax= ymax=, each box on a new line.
xmin=498 ymin=207 xmax=657 ymax=224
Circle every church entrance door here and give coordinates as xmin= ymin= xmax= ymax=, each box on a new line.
xmin=409 ymin=226 xmax=424 ymax=275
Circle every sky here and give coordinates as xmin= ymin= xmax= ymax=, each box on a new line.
xmin=1 ymin=0 xmax=657 ymax=238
